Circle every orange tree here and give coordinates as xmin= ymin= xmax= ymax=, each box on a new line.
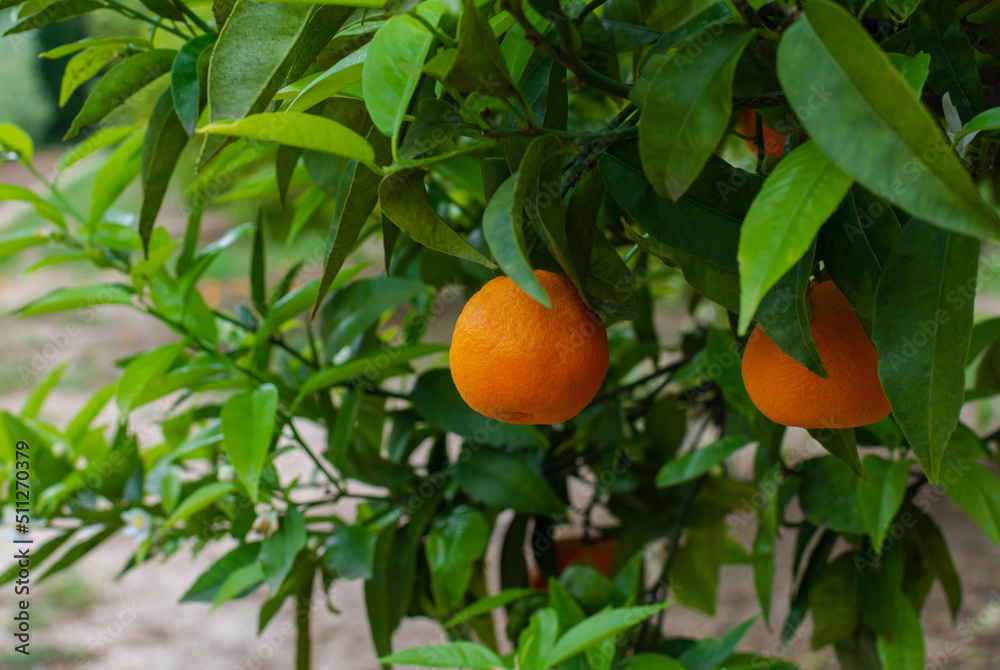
xmin=2 ymin=0 xmax=1000 ymax=667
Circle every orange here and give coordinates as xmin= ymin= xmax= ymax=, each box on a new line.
xmin=738 ymin=110 xmax=785 ymax=158
xmin=741 ymin=281 xmax=891 ymax=429
xmin=450 ymin=270 xmax=609 ymax=425
xmin=529 ymin=536 xmax=620 ymax=589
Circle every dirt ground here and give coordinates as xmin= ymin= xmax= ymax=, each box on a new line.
xmin=1 ymin=156 xmax=999 ymax=670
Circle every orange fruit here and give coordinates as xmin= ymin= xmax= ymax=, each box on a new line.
xmin=741 ymin=281 xmax=891 ymax=429
xmin=450 ymin=270 xmax=609 ymax=425
xmin=555 ymin=537 xmax=619 ymax=576
xmin=738 ymin=110 xmax=785 ymax=158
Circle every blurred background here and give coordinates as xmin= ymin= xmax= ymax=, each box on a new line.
xmin=1 ymin=8 xmax=999 ymax=668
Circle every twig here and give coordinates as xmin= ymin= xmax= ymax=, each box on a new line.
xmin=574 ymin=0 xmax=610 ymax=24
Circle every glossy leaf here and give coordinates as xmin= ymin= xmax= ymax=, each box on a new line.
xmin=542 ymin=604 xmax=669 ymax=668
xmin=873 ymin=220 xmax=979 ymax=483
xmin=221 ymin=384 xmax=279 ymax=502
xmin=161 ymin=482 xmax=237 ymax=532
xmin=776 ymin=0 xmax=1000 ymax=239
xmin=287 ymin=45 xmax=365 ymax=113
xmin=655 ymin=435 xmax=748 ymax=487
xmin=412 ymin=370 xmax=548 ymax=450
xmin=323 ymin=525 xmax=377 ymax=580
xmin=454 ymin=447 xmax=562 ymax=515
xmin=202 ymin=0 xmax=314 ymax=163
xmin=482 ymin=173 xmax=550 ymax=307
xmin=59 ymin=44 xmax=125 ymax=107
xmin=379 ymin=171 xmax=495 ymax=268
xmin=756 ymin=241 xmax=826 ymax=377
xmin=65 ymin=49 xmax=176 ymax=139
xmin=634 ymin=25 xmax=751 ymax=201
xmin=140 ymin=89 xmax=189 ymax=252
xmin=260 ymin=508 xmax=306 ymax=593
xmin=798 ymin=456 xmax=866 ymax=534
xmin=426 ymin=505 xmax=490 ymax=613
xmin=676 ymin=617 xmax=757 ymax=670
xmin=807 ymin=428 xmax=864 ymax=480
xmin=940 ymin=452 xmax=1000 ymax=548
xmin=171 ymin=34 xmax=216 ymax=137
xmin=909 ymin=0 xmax=983 ymax=123
xmin=424 ymin=0 xmax=516 ymax=97
xmin=737 ymin=141 xmax=852 ymax=335
xmin=856 ymin=456 xmax=910 ymax=554
xmin=198 ymin=113 xmax=377 ymax=171
xmin=363 ymin=1 xmax=444 ymax=136
xmin=955 ymin=107 xmax=1000 ymax=142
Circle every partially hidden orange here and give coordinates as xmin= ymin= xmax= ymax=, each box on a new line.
xmin=450 ymin=270 xmax=609 ymax=425
xmin=741 ymin=281 xmax=891 ymax=429
xmin=738 ymin=110 xmax=785 ymax=158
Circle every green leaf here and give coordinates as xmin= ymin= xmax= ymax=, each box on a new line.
xmin=298 ymin=344 xmax=445 ymax=397
xmin=171 ymin=34 xmax=216 ymax=137
xmin=907 ymin=505 xmax=961 ymax=618
xmin=856 ymin=456 xmax=910 ymax=554
xmin=672 ymin=510 xmax=726 ymax=615
xmin=798 ymin=456 xmax=866 ymax=534
xmin=600 ymin=141 xmax=759 ymax=312
xmin=140 ymin=88 xmax=188 ymax=252
xmin=541 ymin=603 xmax=668 ymax=668
xmin=198 ymin=113 xmax=377 ymax=171
xmin=251 ymin=209 xmax=267 ymax=315
xmin=221 ymin=384 xmax=278 ymax=502
xmin=260 ymin=508 xmax=306 ymax=593
xmin=808 ymin=554 xmax=859 ymax=649
xmin=939 ymin=452 xmax=1000 ymax=548
xmin=755 ymin=241 xmax=826 ymax=377
xmin=884 ymin=0 xmax=919 ymax=19
xmin=379 ymin=171 xmax=496 ymax=268
xmin=0 ymin=229 xmax=50 ymax=261
xmin=39 ymin=35 xmax=150 ymax=59
xmin=887 ymin=52 xmax=931 ymax=96
xmin=0 ymin=123 xmax=33 ymax=164
xmin=161 ymin=482 xmax=237 ymax=533
xmin=454 ymin=447 xmax=562 ymax=515
xmin=17 ymin=283 xmax=133 ymax=316
xmin=443 ymin=588 xmax=538 ymax=629
xmin=287 ymin=46 xmax=365 ymax=113
xmin=0 ymin=531 xmax=75 ymax=585
xmin=380 ymin=641 xmax=505 ymax=669
xmin=519 ymin=608 xmax=559 ymax=670
xmin=40 ymin=526 xmax=119 ymax=582
xmin=482 ymin=173 xmax=550 ymax=307
xmin=260 ymin=0 xmax=385 ymax=5
xmin=817 ymin=186 xmax=901 ymax=321
xmin=752 ymin=464 xmax=779 ymax=623
xmin=631 ymin=0 xmax=718 ymax=31
xmin=634 ymin=25 xmax=750 ymax=201
xmin=676 ymin=616 xmax=757 ymax=670
xmin=117 ymin=341 xmax=186 ymax=414
xmin=57 ymin=125 xmax=141 ymax=174
xmin=182 ymin=543 xmax=260 ymax=602
xmin=655 ymin=435 xmax=748 ymax=487
xmin=323 ymin=524 xmax=377 ymax=580
xmin=90 ymin=132 xmax=144 ymax=224
xmin=412 ymin=370 xmax=548 ymax=449
xmin=202 ymin=0 xmax=314 ymax=164
xmin=807 ymin=427 xmax=864 ymax=480
xmin=776 ymin=0 xmax=1000 ymax=239
xmin=21 ymin=361 xmax=68 ymax=420
xmin=909 ymin=0 xmax=983 ymax=123
xmin=966 ymin=316 xmax=1000 ymax=365
xmin=363 ymin=1 xmax=444 ymax=137
xmin=424 ymin=0 xmax=515 ymax=97
xmin=872 ymin=220 xmax=979 ymax=483
xmin=618 ymin=655 xmax=686 ymax=670
xmin=737 ymin=141 xmax=852 ymax=334
xmin=212 ymin=561 xmax=265 ymax=607
xmin=427 ymin=505 xmax=490 ymax=614
xmin=58 ymin=44 xmax=125 ymax=108
xmin=4 ymin=0 xmax=103 ymax=35
xmin=65 ymin=49 xmax=176 ymax=139
xmin=954 ymin=107 xmax=1000 ymax=142
xmin=874 ymin=585 xmax=924 ymax=670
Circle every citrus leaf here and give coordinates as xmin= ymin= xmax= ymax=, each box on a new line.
xmin=139 ymin=89 xmax=188 ymax=253
xmin=64 ymin=49 xmax=176 ymax=139
xmin=939 ymin=452 xmax=1000 ymax=548
xmin=737 ymin=141 xmax=852 ymax=335
xmin=59 ymin=43 xmax=124 ymax=107
xmin=4 ymin=0 xmax=103 ymax=35
xmin=483 ymin=173 xmax=550 ymax=307
xmin=807 ymin=428 xmax=864 ymax=480
xmin=872 ymin=220 xmax=979 ymax=483
xmin=171 ymin=34 xmax=216 ymax=137
xmin=634 ymin=25 xmax=751 ymax=201
xmin=655 ymin=435 xmax=748 ymax=487
xmin=541 ymin=604 xmax=669 ymax=668
xmin=380 ymin=641 xmax=505 ymax=669
xmin=17 ymin=283 xmax=133 ymax=316
xmin=198 ymin=113 xmax=377 ymax=171
xmin=221 ymin=384 xmax=278 ymax=503
xmin=909 ymin=0 xmax=983 ymax=123
xmin=776 ymin=0 xmax=1000 ymax=239
xmin=856 ymin=455 xmax=910 ymax=554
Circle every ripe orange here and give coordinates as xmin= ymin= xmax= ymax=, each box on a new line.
xmin=741 ymin=281 xmax=891 ymax=429
xmin=738 ymin=110 xmax=785 ymax=158
xmin=529 ymin=536 xmax=620 ymax=589
xmin=450 ymin=270 xmax=609 ymax=425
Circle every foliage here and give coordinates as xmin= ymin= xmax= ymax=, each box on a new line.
xmin=2 ymin=0 xmax=1000 ymax=668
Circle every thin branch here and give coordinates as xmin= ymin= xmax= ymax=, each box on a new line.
xmin=733 ymin=91 xmax=787 ymax=110
xmin=574 ymin=0 xmax=611 ymax=24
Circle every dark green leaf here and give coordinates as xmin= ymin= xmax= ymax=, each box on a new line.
xmin=634 ymin=25 xmax=751 ymax=201
xmin=426 ymin=505 xmax=490 ymax=613
xmin=5 ymin=0 xmax=103 ymax=36
xmin=909 ymin=0 xmax=983 ymax=123
xmin=424 ymin=0 xmax=515 ymax=97
xmin=323 ymin=524 xmax=377 ymax=580
xmin=798 ymin=456 xmax=866 ymax=533
xmin=542 ymin=603 xmax=669 ymax=668
xmin=677 ymin=616 xmax=757 ymax=670
xmin=139 ymin=88 xmax=188 ymax=252
xmin=939 ymin=452 xmax=1000 ymax=548
xmin=221 ymin=384 xmax=278 ymax=502
xmin=756 ymin=241 xmax=826 ymax=377
xmin=856 ymin=455 xmax=910 ymax=553
xmin=807 ymin=428 xmax=864 ymax=480
xmin=655 ymin=435 xmax=748 ymax=487
xmin=171 ymin=34 xmax=216 ymax=137
xmin=412 ymin=370 xmax=548 ymax=449
xmin=776 ymin=0 xmax=1000 ymax=239
xmin=65 ymin=49 xmax=176 ymax=139
xmin=872 ymin=220 xmax=979 ymax=483
xmin=379 ymin=171 xmax=496 ymax=268
xmin=808 ymin=554 xmax=859 ymax=649
xmin=631 ymin=0 xmax=718 ymax=31
xmin=260 ymin=508 xmax=306 ymax=593
xmin=454 ymin=447 xmax=563 ymax=514
xmin=319 ymin=275 xmax=427 ymax=357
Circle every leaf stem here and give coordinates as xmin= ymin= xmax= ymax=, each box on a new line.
xmin=410 ymin=11 xmax=457 ymax=48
